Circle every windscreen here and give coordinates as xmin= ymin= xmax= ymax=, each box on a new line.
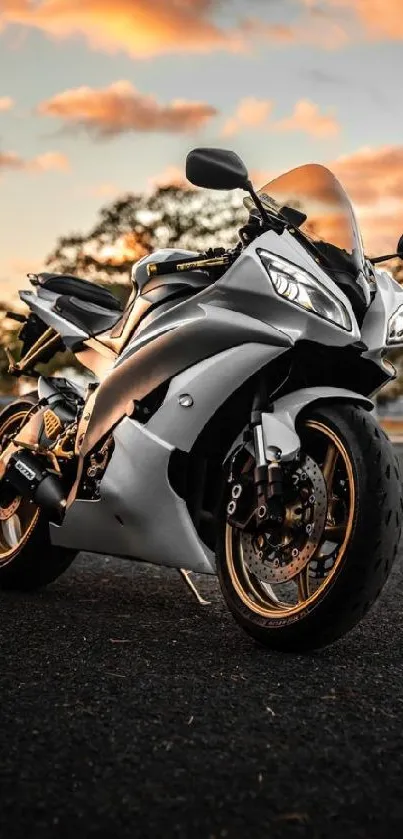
xmin=255 ymin=163 xmax=365 ymax=277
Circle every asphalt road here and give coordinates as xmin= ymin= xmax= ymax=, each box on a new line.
xmin=1 ymin=457 xmax=403 ymax=839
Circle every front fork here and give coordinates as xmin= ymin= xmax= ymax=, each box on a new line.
xmin=226 ymin=377 xmax=288 ymax=531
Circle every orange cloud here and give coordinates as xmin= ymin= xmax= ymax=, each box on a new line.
xmin=0 ymin=96 xmax=14 ymax=112
xmin=0 ymin=0 xmax=246 ymax=58
xmin=38 ymin=81 xmax=218 ymax=138
xmin=0 ymin=150 xmax=69 ymax=173
xmin=328 ymin=145 xmax=403 ymax=253
xmin=357 ymin=209 xmax=403 ymax=255
xmin=222 ymin=98 xmax=340 ymax=139
xmin=221 ymin=97 xmax=273 ymax=138
xmin=274 ymin=99 xmax=340 ymax=138
xmin=332 ymin=146 xmax=403 ymax=206
xmin=300 ymin=0 xmax=403 ymax=40
xmin=0 ymin=0 xmax=352 ymax=57
xmin=354 ymin=0 xmax=403 ymax=38
xmin=0 ymin=152 xmax=22 ymax=171
xmin=32 ymin=151 xmax=70 ymax=172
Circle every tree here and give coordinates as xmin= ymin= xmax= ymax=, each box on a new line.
xmin=0 ymin=305 xmax=23 ymax=394
xmin=46 ymin=185 xmax=247 ymax=299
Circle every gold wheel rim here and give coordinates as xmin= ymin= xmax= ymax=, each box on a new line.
xmin=0 ymin=410 xmax=40 ymax=567
xmin=225 ymin=419 xmax=355 ymax=619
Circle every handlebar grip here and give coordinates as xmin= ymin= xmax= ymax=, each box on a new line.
xmin=147 ymin=254 xmax=231 ymax=278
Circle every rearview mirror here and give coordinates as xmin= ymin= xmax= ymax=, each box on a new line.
xmin=186 ymin=147 xmax=250 ymax=191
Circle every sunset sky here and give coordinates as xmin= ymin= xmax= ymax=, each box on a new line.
xmin=1 ymin=0 xmax=403 ymax=300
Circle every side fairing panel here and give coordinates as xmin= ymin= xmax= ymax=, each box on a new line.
xmin=147 ymin=343 xmax=286 ymax=451
xmin=79 ymin=304 xmax=291 ymax=458
xmin=51 ymin=342 xmax=288 ymax=566
xmin=50 ymin=417 xmax=216 ymax=572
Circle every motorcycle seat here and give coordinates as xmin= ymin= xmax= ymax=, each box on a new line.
xmin=54 ymin=295 xmax=122 ymax=336
xmin=35 ymin=272 xmax=122 ymax=312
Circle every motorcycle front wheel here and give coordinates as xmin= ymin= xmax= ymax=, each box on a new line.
xmin=216 ymin=403 xmax=402 ymax=652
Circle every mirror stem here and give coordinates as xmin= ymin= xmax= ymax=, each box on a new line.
xmin=245 ymin=181 xmax=271 ymax=223
xmin=371 ymin=252 xmax=403 ymax=264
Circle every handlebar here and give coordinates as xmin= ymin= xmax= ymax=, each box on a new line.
xmin=146 ymin=250 xmax=235 ymax=279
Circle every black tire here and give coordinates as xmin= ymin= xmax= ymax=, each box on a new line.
xmin=0 ymin=399 xmax=76 ymax=592
xmin=216 ymin=403 xmax=403 ymax=652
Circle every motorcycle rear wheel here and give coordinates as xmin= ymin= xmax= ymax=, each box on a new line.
xmin=216 ymin=403 xmax=402 ymax=652
xmin=0 ymin=399 xmax=76 ymax=591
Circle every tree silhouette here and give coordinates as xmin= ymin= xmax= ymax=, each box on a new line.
xmin=46 ymin=186 xmax=247 ymax=300
xmin=0 ymin=305 xmax=22 ymax=394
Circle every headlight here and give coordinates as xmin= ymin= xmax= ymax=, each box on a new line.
xmin=258 ymin=250 xmax=352 ymax=331
xmin=387 ymin=304 xmax=403 ymax=344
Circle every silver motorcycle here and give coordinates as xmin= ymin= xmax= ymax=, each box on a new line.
xmin=1 ymin=147 xmax=403 ymax=651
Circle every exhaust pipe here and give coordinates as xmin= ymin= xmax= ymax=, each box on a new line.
xmin=5 ymin=450 xmax=66 ymax=524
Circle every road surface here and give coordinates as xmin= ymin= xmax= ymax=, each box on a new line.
xmin=1 ymin=451 xmax=403 ymax=839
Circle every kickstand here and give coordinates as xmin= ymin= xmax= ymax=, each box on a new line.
xmin=179 ymin=569 xmax=211 ymax=606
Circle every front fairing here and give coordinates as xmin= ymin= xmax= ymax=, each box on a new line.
xmin=361 ymin=268 xmax=403 ymax=354
xmin=209 ymin=226 xmax=361 ymax=347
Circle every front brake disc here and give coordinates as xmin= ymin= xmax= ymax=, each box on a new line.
xmin=241 ymin=454 xmax=327 ymax=584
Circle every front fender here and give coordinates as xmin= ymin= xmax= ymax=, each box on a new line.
xmin=262 ymin=387 xmax=373 ymax=460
